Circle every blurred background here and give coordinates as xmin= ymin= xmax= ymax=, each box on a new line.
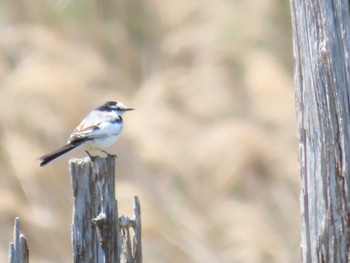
xmin=0 ymin=0 xmax=298 ymax=262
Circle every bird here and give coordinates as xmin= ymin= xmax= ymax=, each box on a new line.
xmin=39 ymin=101 xmax=134 ymax=166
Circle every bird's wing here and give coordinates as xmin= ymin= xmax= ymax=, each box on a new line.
xmin=69 ymin=124 xmax=100 ymax=140
xmin=68 ymin=110 xmax=121 ymax=142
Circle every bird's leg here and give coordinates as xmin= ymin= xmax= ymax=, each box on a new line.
xmin=85 ymin=150 xmax=96 ymax=162
xmin=100 ymin=150 xmax=118 ymax=159
xmin=85 ymin=150 xmax=98 ymax=175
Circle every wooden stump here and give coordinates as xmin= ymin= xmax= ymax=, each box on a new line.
xmin=70 ymin=156 xmax=142 ymax=263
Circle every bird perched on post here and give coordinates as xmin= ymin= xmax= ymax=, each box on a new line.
xmin=39 ymin=101 xmax=134 ymax=166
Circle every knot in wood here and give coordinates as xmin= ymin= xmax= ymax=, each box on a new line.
xmin=119 ymin=215 xmax=136 ymax=229
xmin=91 ymin=213 xmax=107 ymax=226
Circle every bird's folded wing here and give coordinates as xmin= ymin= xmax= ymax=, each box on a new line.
xmin=69 ymin=124 xmax=100 ymax=140
xmin=69 ymin=121 xmax=122 ymax=142
xmin=68 ymin=111 xmax=121 ymax=142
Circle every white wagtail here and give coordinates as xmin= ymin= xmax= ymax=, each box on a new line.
xmin=39 ymin=101 xmax=134 ymax=166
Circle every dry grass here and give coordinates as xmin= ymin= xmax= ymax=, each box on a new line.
xmin=0 ymin=0 xmax=298 ymax=262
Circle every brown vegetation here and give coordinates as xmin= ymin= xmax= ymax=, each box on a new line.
xmin=0 ymin=0 xmax=297 ymax=262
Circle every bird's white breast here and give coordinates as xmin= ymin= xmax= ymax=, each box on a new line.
xmin=83 ymin=133 xmax=121 ymax=150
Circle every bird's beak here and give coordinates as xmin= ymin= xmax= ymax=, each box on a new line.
xmin=123 ymin=107 xmax=134 ymax=111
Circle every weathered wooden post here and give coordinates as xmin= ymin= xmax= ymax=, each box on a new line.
xmin=7 ymin=156 xmax=141 ymax=262
xmin=290 ymin=0 xmax=350 ymax=262
xmin=8 ymin=217 xmax=29 ymax=263
xmin=70 ymin=156 xmax=142 ymax=263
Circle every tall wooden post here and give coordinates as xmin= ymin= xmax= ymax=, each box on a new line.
xmin=70 ymin=156 xmax=142 ymax=263
xmin=290 ymin=0 xmax=350 ymax=262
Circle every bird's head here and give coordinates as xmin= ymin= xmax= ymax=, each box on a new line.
xmin=97 ymin=101 xmax=134 ymax=115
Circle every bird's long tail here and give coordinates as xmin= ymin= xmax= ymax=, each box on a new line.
xmin=39 ymin=142 xmax=80 ymax=166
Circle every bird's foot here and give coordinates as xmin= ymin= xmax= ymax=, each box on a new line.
xmin=85 ymin=151 xmax=97 ymax=162
xmin=100 ymin=150 xmax=118 ymax=159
